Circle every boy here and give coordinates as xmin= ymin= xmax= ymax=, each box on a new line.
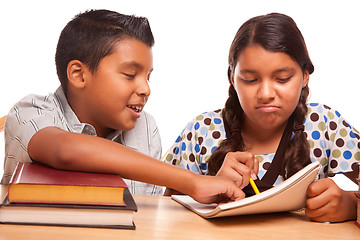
xmin=2 ymin=9 xmax=247 ymax=203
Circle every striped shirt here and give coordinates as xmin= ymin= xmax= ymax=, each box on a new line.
xmin=2 ymin=87 xmax=164 ymax=195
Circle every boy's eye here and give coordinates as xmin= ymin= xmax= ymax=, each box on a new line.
xmin=123 ymin=73 xmax=135 ymax=79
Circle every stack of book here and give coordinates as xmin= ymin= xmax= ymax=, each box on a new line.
xmin=0 ymin=162 xmax=137 ymax=229
xmin=355 ymin=172 xmax=360 ymax=228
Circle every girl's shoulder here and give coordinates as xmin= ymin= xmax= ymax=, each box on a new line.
xmin=306 ymin=103 xmax=343 ymax=121
xmin=192 ymin=109 xmax=223 ymax=123
xmin=307 ymin=102 xmax=337 ymax=113
xmin=190 ymin=109 xmax=224 ymax=129
xmin=181 ymin=109 xmax=224 ymax=135
xmin=305 ymin=103 xmax=359 ymax=135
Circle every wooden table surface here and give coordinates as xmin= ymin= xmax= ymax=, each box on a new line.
xmin=1 ymin=186 xmax=359 ymax=239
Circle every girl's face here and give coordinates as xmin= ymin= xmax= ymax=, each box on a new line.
xmin=231 ymin=45 xmax=309 ymax=132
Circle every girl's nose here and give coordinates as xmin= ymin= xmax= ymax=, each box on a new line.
xmin=258 ymin=80 xmax=275 ymax=102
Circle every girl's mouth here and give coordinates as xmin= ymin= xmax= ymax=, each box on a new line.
xmin=256 ymin=105 xmax=279 ymax=113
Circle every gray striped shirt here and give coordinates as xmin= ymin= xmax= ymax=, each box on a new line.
xmin=2 ymin=87 xmax=164 ymax=195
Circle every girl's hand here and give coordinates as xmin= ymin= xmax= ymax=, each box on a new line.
xmin=215 ymin=152 xmax=259 ymax=189
xmin=305 ymin=178 xmax=357 ymax=222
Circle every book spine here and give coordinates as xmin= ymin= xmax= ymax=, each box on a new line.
xmin=9 ymin=162 xmax=24 ymax=184
xmin=355 ymin=220 xmax=360 ymax=229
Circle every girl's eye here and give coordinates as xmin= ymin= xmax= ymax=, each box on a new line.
xmin=241 ymin=78 xmax=257 ymax=83
xmin=277 ymin=76 xmax=292 ymax=82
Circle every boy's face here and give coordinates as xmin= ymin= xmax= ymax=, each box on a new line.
xmin=80 ymin=39 xmax=153 ymax=137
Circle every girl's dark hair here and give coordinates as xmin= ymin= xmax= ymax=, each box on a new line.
xmin=55 ymin=9 xmax=154 ymax=95
xmin=208 ymin=13 xmax=314 ymax=179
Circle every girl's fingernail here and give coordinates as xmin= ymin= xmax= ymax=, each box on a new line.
xmin=251 ymin=173 xmax=257 ymax=180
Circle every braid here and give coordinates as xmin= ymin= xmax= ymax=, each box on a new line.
xmin=208 ymin=13 xmax=315 ymax=180
xmin=208 ymin=84 xmax=245 ymax=175
xmin=281 ymin=85 xmax=311 ymax=179
xmin=208 ymin=84 xmax=311 ymax=178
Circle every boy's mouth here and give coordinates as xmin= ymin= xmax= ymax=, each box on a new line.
xmin=127 ymin=105 xmax=143 ymax=113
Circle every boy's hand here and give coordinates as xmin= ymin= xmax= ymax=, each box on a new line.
xmin=216 ymin=152 xmax=259 ymax=189
xmin=189 ymin=175 xmax=245 ymax=204
xmin=305 ymin=178 xmax=357 ymax=222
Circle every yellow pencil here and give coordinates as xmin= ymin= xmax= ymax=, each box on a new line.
xmin=249 ymin=178 xmax=260 ymax=194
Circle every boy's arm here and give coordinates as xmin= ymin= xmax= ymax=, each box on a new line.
xmin=28 ymin=127 xmax=245 ymax=203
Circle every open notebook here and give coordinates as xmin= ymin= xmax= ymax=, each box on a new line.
xmin=172 ymin=161 xmax=320 ymax=218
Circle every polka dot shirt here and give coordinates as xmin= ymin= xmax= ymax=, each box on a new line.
xmin=164 ymin=103 xmax=360 ymax=185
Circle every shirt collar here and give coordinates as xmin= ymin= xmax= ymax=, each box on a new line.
xmin=53 ymin=87 xmax=121 ymax=139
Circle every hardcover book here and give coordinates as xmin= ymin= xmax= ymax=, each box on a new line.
xmin=8 ymin=162 xmax=127 ymax=206
xmin=0 ymin=188 xmax=137 ymax=229
xmin=172 ymin=161 xmax=320 ymax=218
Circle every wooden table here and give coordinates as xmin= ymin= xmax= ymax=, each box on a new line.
xmin=0 ymin=186 xmax=359 ymax=239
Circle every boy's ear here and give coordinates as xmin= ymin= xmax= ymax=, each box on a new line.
xmin=67 ymin=60 xmax=88 ymax=89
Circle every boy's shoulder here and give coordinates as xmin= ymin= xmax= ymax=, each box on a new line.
xmin=6 ymin=92 xmax=58 ymax=122
xmin=5 ymin=87 xmax=74 ymax=134
xmin=10 ymin=88 xmax=64 ymax=113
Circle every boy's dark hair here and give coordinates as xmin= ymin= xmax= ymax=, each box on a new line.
xmin=55 ymin=9 xmax=154 ymax=95
xmin=208 ymin=13 xmax=313 ymax=179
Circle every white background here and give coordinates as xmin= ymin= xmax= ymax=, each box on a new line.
xmin=0 ymin=0 xmax=359 ymax=189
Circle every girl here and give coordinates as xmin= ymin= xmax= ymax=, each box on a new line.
xmin=164 ymin=13 xmax=359 ymax=222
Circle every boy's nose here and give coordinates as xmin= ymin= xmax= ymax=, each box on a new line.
xmin=137 ymin=79 xmax=151 ymax=97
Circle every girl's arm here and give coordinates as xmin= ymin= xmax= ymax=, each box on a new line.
xmin=305 ymin=177 xmax=357 ymax=222
xmin=164 ymin=151 xmax=259 ymax=196
xmin=28 ymin=127 xmax=245 ymax=203
xmin=215 ymin=151 xmax=259 ymax=189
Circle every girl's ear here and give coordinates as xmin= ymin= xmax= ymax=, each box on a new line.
xmin=302 ymin=70 xmax=310 ymax=88
xmin=67 ymin=60 xmax=88 ymax=89
xmin=229 ymin=70 xmax=235 ymax=86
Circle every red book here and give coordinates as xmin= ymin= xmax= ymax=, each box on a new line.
xmin=8 ymin=162 xmax=128 ymax=206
